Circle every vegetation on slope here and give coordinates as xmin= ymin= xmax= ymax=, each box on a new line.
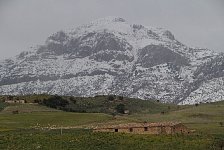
xmin=1 ymin=94 xmax=180 ymax=114
xmin=1 ymin=103 xmax=60 ymax=114
xmin=39 ymin=95 xmax=180 ymax=114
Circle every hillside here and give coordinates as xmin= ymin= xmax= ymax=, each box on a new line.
xmin=1 ymin=94 xmax=224 ymax=134
xmin=0 ymin=94 xmax=180 ymax=114
xmin=0 ymin=99 xmax=224 ymax=149
xmin=1 ymin=103 xmax=60 ymax=114
xmin=131 ymin=101 xmax=224 ymax=134
xmin=0 ymin=17 xmax=223 ymax=104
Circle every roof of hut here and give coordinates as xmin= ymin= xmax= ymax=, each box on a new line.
xmin=93 ymin=122 xmax=182 ymax=130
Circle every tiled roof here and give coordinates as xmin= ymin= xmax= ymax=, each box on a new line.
xmin=93 ymin=122 xmax=182 ymax=129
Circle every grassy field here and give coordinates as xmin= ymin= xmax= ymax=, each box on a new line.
xmin=1 ymin=129 xmax=221 ymax=150
xmin=0 ymin=95 xmax=224 ymax=149
xmin=131 ymin=101 xmax=224 ymax=135
xmin=0 ymin=111 xmax=117 ymax=131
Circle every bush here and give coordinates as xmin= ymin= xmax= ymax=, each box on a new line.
xmin=115 ymin=104 xmax=125 ymax=114
xmin=161 ymin=111 xmax=165 ymax=115
xmin=42 ymin=95 xmax=69 ymax=109
xmin=69 ymin=97 xmax=76 ymax=104
xmin=7 ymin=96 xmax=13 ymax=100
xmin=34 ymin=99 xmax=41 ymax=103
xmin=118 ymin=96 xmax=124 ymax=100
xmin=108 ymin=95 xmax=115 ymax=101
xmin=12 ymin=110 xmax=19 ymax=114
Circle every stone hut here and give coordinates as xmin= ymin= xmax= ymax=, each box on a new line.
xmin=5 ymin=100 xmax=25 ymax=104
xmin=93 ymin=122 xmax=190 ymax=135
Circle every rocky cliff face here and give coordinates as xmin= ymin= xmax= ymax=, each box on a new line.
xmin=0 ymin=17 xmax=223 ymax=104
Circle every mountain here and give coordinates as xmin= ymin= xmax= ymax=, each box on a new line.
xmin=0 ymin=17 xmax=223 ymax=104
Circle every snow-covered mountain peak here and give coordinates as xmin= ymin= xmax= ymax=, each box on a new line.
xmin=0 ymin=17 xmax=223 ymax=105
xmin=71 ymin=17 xmax=132 ymax=38
xmin=91 ymin=16 xmax=126 ymax=24
xmin=68 ymin=17 xmax=178 ymax=53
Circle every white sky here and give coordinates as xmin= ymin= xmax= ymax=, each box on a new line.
xmin=0 ymin=0 xmax=224 ymax=60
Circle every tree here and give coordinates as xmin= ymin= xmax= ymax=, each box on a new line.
xmin=7 ymin=96 xmax=13 ymax=100
xmin=161 ymin=111 xmax=165 ymax=115
xmin=118 ymin=96 xmax=124 ymax=100
xmin=34 ymin=99 xmax=41 ymax=103
xmin=69 ymin=97 xmax=76 ymax=104
xmin=43 ymin=95 xmax=69 ymax=109
xmin=115 ymin=104 xmax=125 ymax=114
xmin=12 ymin=110 xmax=19 ymax=114
xmin=108 ymin=95 xmax=115 ymax=101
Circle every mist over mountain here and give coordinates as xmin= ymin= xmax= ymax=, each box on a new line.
xmin=0 ymin=17 xmax=223 ymax=104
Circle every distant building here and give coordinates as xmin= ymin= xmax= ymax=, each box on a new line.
xmin=5 ymin=100 xmax=25 ymax=104
xmin=93 ymin=122 xmax=190 ymax=135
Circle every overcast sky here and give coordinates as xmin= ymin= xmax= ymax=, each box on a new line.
xmin=0 ymin=0 xmax=224 ymax=60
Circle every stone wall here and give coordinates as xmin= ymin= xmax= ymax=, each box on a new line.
xmin=93 ymin=123 xmax=190 ymax=135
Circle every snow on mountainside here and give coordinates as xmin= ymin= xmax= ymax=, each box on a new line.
xmin=0 ymin=17 xmax=223 ymax=104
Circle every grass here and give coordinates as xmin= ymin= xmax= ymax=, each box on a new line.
xmin=0 ymin=129 xmax=221 ymax=150
xmin=0 ymin=102 xmax=8 ymax=111
xmin=0 ymin=111 xmax=115 ymax=131
xmin=130 ymin=101 xmax=224 ymax=134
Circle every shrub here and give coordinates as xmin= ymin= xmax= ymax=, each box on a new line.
xmin=7 ymin=96 xmax=13 ymax=100
xmin=43 ymin=95 xmax=69 ymax=109
xmin=161 ymin=111 xmax=165 ymax=115
xmin=115 ymin=104 xmax=125 ymax=114
xmin=34 ymin=99 xmax=41 ymax=103
xmin=12 ymin=110 xmax=19 ymax=114
xmin=69 ymin=97 xmax=76 ymax=104
xmin=118 ymin=96 xmax=124 ymax=100
xmin=108 ymin=95 xmax=115 ymax=101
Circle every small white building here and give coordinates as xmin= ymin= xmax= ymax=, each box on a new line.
xmin=5 ymin=100 xmax=25 ymax=104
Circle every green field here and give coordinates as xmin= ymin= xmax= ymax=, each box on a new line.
xmin=0 ymin=95 xmax=224 ymax=149
xmin=0 ymin=129 xmax=220 ymax=150
xmin=131 ymin=101 xmax=224 ymax=134
xmin=0 ymin=111 xmax=115 ymax=131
